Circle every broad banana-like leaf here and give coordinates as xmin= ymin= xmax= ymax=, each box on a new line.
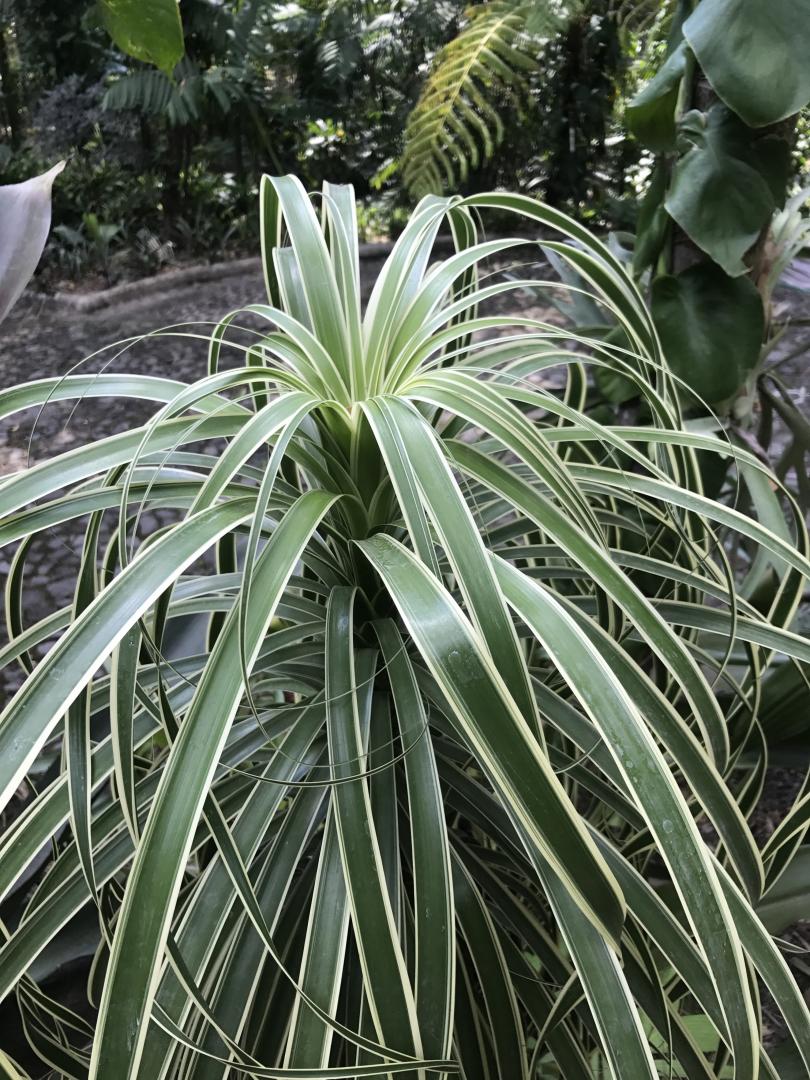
xmin=99 ymin=0 xmax=184 ymax=76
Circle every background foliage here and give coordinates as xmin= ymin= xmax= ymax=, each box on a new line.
xmin=0 ymin=0 xmax=646 ymax=281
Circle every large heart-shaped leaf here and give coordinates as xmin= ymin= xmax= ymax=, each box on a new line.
xmin=99 ymin=0 xmax=184 ymax=75
xmin=0 ymin=162 xmax=65 ymax=324
xmin=651 ymin=262 xmax=764 ymax=403
xmin=684 ymin=0 xmax=810 ymax=127
xmin=625 ymin=42 xmax=687 ymax=153
xmin=665 ymin=106 xmax=782 ymax=276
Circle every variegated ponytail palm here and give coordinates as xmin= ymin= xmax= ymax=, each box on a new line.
xmin=1 ymin=177 xmax=809 ymax=1078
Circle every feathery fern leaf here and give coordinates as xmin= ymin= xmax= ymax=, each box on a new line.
xmin=402 ymin=0 xmax=578 ymax=198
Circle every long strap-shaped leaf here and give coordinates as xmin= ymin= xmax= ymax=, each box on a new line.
xmin=494 ymin=557 xmax=758 ymax=1080
xmin=190 ymin=391 xmax=317 ymax=513
xmin=322 ymin=182 xmax=363 ymax=400
xmin=0 ymin=742 xmax=258 ymax=1002
xmin=495 ymin=931 xmax=591 ymax=1080
xmin=438 ymin=709 xmax=667 ymax=1080
xmin=151 ymin=1009 xmax=456 ymax=1080
xmin=325 ymin=588 xmax=422 ymax=1064
xmin=363 ymin=397 xmax=539 ymax=738
xmin=363 ymin=196 xmax=451 ymax=391
xmin=536 ymin=591 xmax=763 ymax=900
xmin=283 ymin=807 xmax=349 ymax=1067
xmin=451 ymin=853 xmax=527 ymax=1078
xmin=533 ymin=857 xmax=657 ymax=1079
xmin=88 ymin=490 xmax=336 ymax=1078
xmin=0 ymin=698 xmax=158 ymax=907
xmin=588 ymin=832 xmax=777 ymax=1078
xmin=0 ymin=476 xmax=257 ymax=549
xmin=0 ymin=414 xmax=245 ymax=519
xmin=569 ymin=463 xmax=810 ymax=580
xmin=448 ymin=437 xmax=731 ymax=769
xmin=460 ymin=191 xmax=659 ymax=362
xmin=0 ymin=498 xmax=256 ymax=817
xmin=139 ymin=721 xmax=329 ymax=1076
xmin=358 ymin=534 xmax=625 ymax=949
xmin=66 ymin=504 xmax=107 ymax=904
xmin=450 ymin=783 xmax=700 ymax=1079
xmin=715 ymin=858 xmax=810 ymax=1076
xmin=410 ymin=373 xmax=605 ymax=546
xmin=375 ymin=620 xmax=455 ymax=1064
xmin=266 ymin=175 xmax=352 ymax=390
xmin=0 ymin=372 xmax=247 ymax=423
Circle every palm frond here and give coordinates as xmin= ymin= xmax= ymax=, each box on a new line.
xmin=103 ymin=67 xmax=177 ymax=116
xmin=103 ymin=58 xmax=248 ymax=126
xmin=402 ymin=0 xmax=577 ymax=198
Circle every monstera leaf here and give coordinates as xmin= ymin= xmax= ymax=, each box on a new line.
xmin=652 ymin=262 xmax=764 ymax=403
xmin=0 ymin=161 xmax=65 ymax=324
xmin=626 ymin=41 xmax=687 ymax=153
xmin=684 ymin=0 xmax=810 ymax=127
xmin=665 ymin=105 xmax=788 ymax=276
xmin=98 ymin=0 xmax=184 ymax=75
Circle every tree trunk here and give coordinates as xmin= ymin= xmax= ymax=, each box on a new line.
xmin=0 ymin=25 xmax=23 ymax=150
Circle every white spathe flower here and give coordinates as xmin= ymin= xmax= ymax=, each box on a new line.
xmin=0 ymin=160 xmax=66 ymax=324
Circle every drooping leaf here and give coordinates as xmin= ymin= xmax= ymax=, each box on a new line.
xmin=625 ymin=41 xmax=687 ymax=152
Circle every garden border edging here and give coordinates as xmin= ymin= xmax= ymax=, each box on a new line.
xmin=49 ymin=243 xmax=399 ymax=314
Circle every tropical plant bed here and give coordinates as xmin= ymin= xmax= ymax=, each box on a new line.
xmin=0 ymin=179 xmax=809 ymax=1077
